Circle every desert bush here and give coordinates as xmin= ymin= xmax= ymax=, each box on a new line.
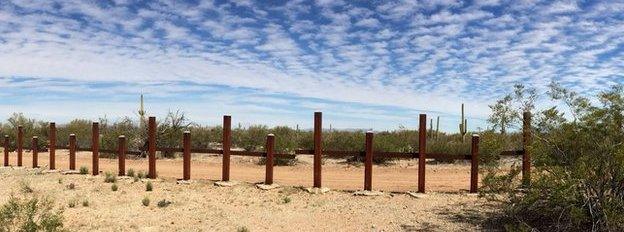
xmin=67 ymin=200 xmax=76 ymax=208
xmin=79 ymin=166 xmax=88 ymax=175
xmin=145 ymin=181 xmax=153 ymax=191
xmin=137 ymin=171 xmax=145 ymax=179
xmin=0 ymin=195 xmax=64 ymax=231
xmin=157 ymin=199 xmax=171 ymax=208
xmin=111 ymin=184 xmax=118 ymax=192
xmin=141 ymin=197 xmax=150 ymax=207
xmin=157 ymin=110 xmax=191 ymax=158
xmin=57 ymin=119 xmax=92 ymax=149
xmin=19 ymin=181 xmax=33 ymax=194
xmin=482 ymin=84 xmax=624 ymax=231
xmin=104 ymin=172 xmax=116 ymax=183
xmin=237 ymin=226 xmax=250 ymax=232
xmin=281 ymin=196 xmax=291 ymax=204
xmin=66 ymin=183 xmax=75 ymax=190
xmin=233 ymin=125 xmax=269 ymax=151
xmin=82 ymin=200 xmax=89 ymax=207
xmin=127 ymin=169 xmax=135 ymax=178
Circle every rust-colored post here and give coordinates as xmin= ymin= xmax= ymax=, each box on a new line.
xmin=265 ymin=134 xmax=275 ymax=185
xmin=418 ymin=114 xmax=427 ymax=193
xmin=3 ymin=135 xmax=8 ymax=166
xmin=92 ymin=122 xmax=99 ymax=175
xmin=69 ymin=134 xmax=76 ymax=170
xmin=470 ymin=134 xmax=480 ymax=193
xmin=313 ymin=112 xmax=322 ymax=188
xmin=148 ymin=116 xmax=157 ymax=179
xmin=183 ymin=131 xmax=191 ymax=180
xmin=522 ymin=111 xmax=532 ymax=187
xmin=364 ymin=131 xmax=373 ymax=191
xmin=49 ymin=122 xmax=56 ymax=170
xmin=32 ymin=136 xmax=38 ymax=168
xmin=118 ymin=135 xmax=126 ymax=176
xmin=17 ymin=125 xmax=23 ymax=167
xmin=222 ymin=115 xmax=231 ymax=181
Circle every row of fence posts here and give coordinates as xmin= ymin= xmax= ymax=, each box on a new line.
xmin=0 ymin=112 xmax=529 ymax=193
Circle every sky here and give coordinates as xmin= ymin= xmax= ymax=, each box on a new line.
xmin=0 ymin=0 xmax=623 ymax=132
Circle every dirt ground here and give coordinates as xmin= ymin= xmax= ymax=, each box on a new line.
xmin=0 ymin=151 xmax=502 ymax=231
xmin=7 ymin=150 xmax=477 ymax=193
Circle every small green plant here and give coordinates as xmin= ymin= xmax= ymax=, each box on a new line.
xmin=68 ymin=200 xmax=76 ymax=208
xmin=58 ymin=178 xmax=63 ymax=184
xmin=0 ymin=195 xmax=65 ymax=231
xmin=157 ymin=199 xmax=171 ymax=208
xmin=282 ymin=196 xmax=291 ymax=204
xmin=145 ymin=181 xmax=153 ymax=191
xmin=79 ymin=166 xmax=89 ymax=175
xmin=137 ymin=171 xmax=145 ymax=179
xmin=104 ymin=172 xmax=117 ymax=183
xmin=82 ymin=199 xmax=89 ymax=207
xmin=142 ymin=197 xmax=150 ymax=207
xmin=111 ymin=184 xmax=118 ymax=192
xmin=66 ymin=183 xmax=75 ymax=190
xmin=133 ymin=176 xmax=139 ymax=183
xmin=237 ymin=226 xmax=250 ymax=232
xmin=19 ymin=181 xmax=33 ymax=193
xmin=127 ymin=168 xmax=135 ymax=177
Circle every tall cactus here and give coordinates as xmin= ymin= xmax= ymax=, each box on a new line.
xmin=138 ymin=94 xmax=146 ymax=128
xmin=435 ymin=116 xmax=440 ymax=138
xmin=429 ymin=118 xmax=433 ymax=137
xmin=459 ymin=103 xmax=467 ymax=141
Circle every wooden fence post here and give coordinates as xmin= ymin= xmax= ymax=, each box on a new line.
xmin=222 ymin=115 xmax=231 ymax=181
xmin=92 ymin=122 xmax=99 ymax=175
xmin=148 ymin=117 xmax=157 ymax=179
xmin=183 ymin=131 xmax=191 ymax=180
xmin=32 ymin=136 xmax=38 ymax=168
xmin=470 ymin=134 xmax=480 ymax=193
xmin=265 ymin=134 xmax=275 ymax=185
xmin=522 ymin=111 xmax=532 ymax=187
xmin=3 ymin=135 xmax=8 ymax=166
xmin=418 ymin=114 xmax=427 ymax=193
xmin=118 ymin=135 xmax=126 ymax=176
xmin=17 ymin=125 xmax=23 ymax=167
xmin=69 ymin=134 xmax=76 ymax=170
xmin=49 ymin=122 xmax=56 ymax=170
xmin=364 ymin=131 xmax=373 ymax=191
xmin=314 ymin=112 xmax=322 ymax=188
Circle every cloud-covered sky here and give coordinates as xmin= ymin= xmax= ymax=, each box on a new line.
xmin=0 ymin=0 xmax=622 ymax=131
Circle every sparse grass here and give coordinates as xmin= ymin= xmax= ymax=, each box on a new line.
xmin=282 ymin=196 xmax=291 ymax=204
xmin=237 ymin=226 xmax=250 ymax=232
xmin=58 ymin=178 xmax=63 ymax=184
xmin=104 ymin=172 xmax=116 ymax=183
xmin=19 ymin=181 xmax=34 ymax=193
xmin=0 ymin=195 xmax=65 ymax=231
xmin=145 ymin=181 xmax=153 ymax=191
xmin=157 ymin=199 xmax=172 ymax=208
xmin=133 ymin=176 xmax=139 ymax=183
xmin=127 ymin=168 xmax=135 ymax=177
xmin=68 ymin=200 xmax=76 ymax=208
xmin=137 ymin=171 xmax=145 ymax=179
xmin=66 ymin=183 xmax=75 ymax=190
xmin=142 ymin=197 xmax=150 ymax=207
xmin=79 ymin=166 xmax=89 ymax=175
xmin=111 ymin=183 xmax=118 ymax=192
xmin=82 ymin=199 xmax=89 ymax=207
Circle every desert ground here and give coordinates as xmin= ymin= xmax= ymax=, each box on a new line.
xmin=0 ymin=150 xmax=502 ymax=231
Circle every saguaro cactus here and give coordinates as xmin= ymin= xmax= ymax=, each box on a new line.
xmin=435 ymin=116 xmax=440 ymax=138
xmin=459 ymin=104 xmax=468 ymax=141
xmin=138 ymin=94 xmax=146 ymax=127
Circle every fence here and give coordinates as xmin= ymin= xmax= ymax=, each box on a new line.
xmin=0 ymin=111 xmax=533 ymax=193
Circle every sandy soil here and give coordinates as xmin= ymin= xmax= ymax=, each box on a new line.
xmin=7 ymin=150 xmax=478 ymax=193
xmin=0 ymin=167 xmax=500 ymax=231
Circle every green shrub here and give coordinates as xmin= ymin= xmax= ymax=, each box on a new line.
xmin=237 ymin=226 xmax=250 ymax=232
xmin=133 ymin=176 xmax=139 ymax=183
xmin=82 ymin=200 xmax=89 ymax=207
xmin=66 ymin=183 xmax=75 ymax=190
xmin=79 ymin=166 xmax=88 ymax=175
xmin=145 ymin=181 xmax=153 ymax=191
xmin=67 ymin=200 xmax=76 ymax=208
xmin=137 ymin=171 xmax=145 ymax=179
xmin=127 ymin=169 xmax=135 ymax=178
xmin=104 ymin=172 xmax=116 ymax=183
xmin=0 ymin=195 xmax=64 ymax=231
xmin=111 ymin=184 xmax=118 ymax=192
xmin=142 ymin=197 xmax=150 ymax=207
xmin=282 ymin=196 xmax=291 ymax=204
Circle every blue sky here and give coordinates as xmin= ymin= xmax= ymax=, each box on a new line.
xmin=0 ymin=0 xmax=623 ymax=131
